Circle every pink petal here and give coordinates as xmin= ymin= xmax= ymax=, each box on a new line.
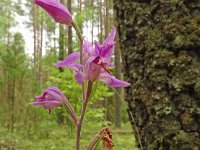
xmin=99 ymin=73 xmax=130 ymax=87
xmin=102 ymin=27 xmax=116 ymax=47
xmin=75 ymin=71 xmax=84 ymax=84
xmin=100 ymin=43 xmax=115 ymax=64
xmin=83 ymin=40 xmax=95 ymax=55
xmin=94 ymin=41 xmax=101 ymax=56
xmin=55 ymin=52 xmax=80 ymax=70
xmin=68 ymin=63 xmax=82 ymax=71
xmin=30 ymin=101 xmax=61 ymax=110
xmin=34 ymin=0 xmax=72 ymax=24
xmin=47 ymin=86 xmax=63 ymax=94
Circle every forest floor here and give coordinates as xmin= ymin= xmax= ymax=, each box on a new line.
xmin=0 ymin=122 xmax=137 ymax=150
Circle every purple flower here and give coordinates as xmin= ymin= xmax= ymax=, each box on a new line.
xmin=55 ymin=27 xmax=130 ymax=87
xmin=34 ymin=0 xmax=72 ymax=24
xmin=30 ymin=86 xmax=64 ymax=112
xmin=30 ymin=86 xmax=79 ymax=124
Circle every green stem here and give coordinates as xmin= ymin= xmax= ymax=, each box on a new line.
xmin=76 ymin=81 xmax=93 ymax=150
xmin=71 ymin=20 xmax=85 ymax=100
xmin=72 ymin=20 xmax=92 ymax=150
xmin=62 ymin=98 xmax=79 ymax=125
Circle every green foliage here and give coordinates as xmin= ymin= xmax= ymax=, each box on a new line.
xmin=45 ymin=67 xmax=113 ymax=118
xmin=0 ymin=122 xmax=136 ymax=150
xmin=2 ymin=33 xmax=26 ymax=80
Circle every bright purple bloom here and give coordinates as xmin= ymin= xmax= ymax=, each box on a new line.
xmin=30 ymin=86 xmax=64 ymax=112
xmin=34 ymin=0 xmax=72 ymax=24
xmin=55 ymin=27 xmax=130 ymax=87
xmin=30 ymin=86 xmax=79 ymax=124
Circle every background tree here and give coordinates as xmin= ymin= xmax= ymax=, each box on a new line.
xmin=114 ymin=0 xmax=200 ymax=149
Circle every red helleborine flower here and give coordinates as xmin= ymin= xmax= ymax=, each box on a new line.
xmin=55 ymin=27 xmax=130 ymax=87
xmin=34 ymin=0 xmax=72 ymax=25
xmin=30 ymin=86 xmax=78 ymax=124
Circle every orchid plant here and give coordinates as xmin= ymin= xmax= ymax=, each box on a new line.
xmin=30 ymin=0 xmax=130 ymax=149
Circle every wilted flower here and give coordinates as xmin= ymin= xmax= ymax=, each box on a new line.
xmin=34 ymin=0 xmax=72 ymax=24
xmin=55 ymin=27 xmax=130 ymax=87
xmin=30 ymin=86 xmax=78 ymax=124
xmin=102 ymin=127 xmax=114 ymax=150
xmin=87 ymin=127 xmax=114 ymax=150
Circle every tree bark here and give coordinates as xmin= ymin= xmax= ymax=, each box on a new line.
xmin=58 ymin=24 xmax=65 ymax=72
xmin=33 ymin=4 xmax=37 ymax=70
xmin=91 ymin=0 xmax=94 ymax=44
xmin=114 ymin=37 xmax=123 ymax=128
xmin=99 ymin=0 xmax=103 ymax=43
xmin=105 ymin=0 xmax=110 ymax=37
xmin=114 ymin=0 xmax=200 ymax=149
xmin=114 ymin=10 xmax=123 ymax=128
xmin=57 ymin=0 xmax=66 ymax=124
xmin=39 ymin=11 xmax=43 ymax=89
xmin=67 ymin=0 xmax=72 ymax=54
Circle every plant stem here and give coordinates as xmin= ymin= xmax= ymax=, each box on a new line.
xmin=71 ymin=20 xmax=85 ymax=101
xmin=71 ymin=20 xmax=92 ymax=150
xmin=76 ymin=99 xmax=88 ymax=150
xmin=63 ymin=98 xmax=79 ymax=125
xmin=76 ymin=81 xmax=93 ymax=150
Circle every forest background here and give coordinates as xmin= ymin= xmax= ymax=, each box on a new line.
xmin=0 ymin=0 xmax=136 ymax=149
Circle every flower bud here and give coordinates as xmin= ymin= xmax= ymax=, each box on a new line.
xmin=34 ymin=0 xmax=72 ymax=24
xmin=30 ymin=86 xmax=79 ymax=125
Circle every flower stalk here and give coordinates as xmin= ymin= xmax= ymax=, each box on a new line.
xmin=71 ymin=20 xmax=85 ymax=101
xmin=76 ymin=81 xmax=93 ymax=150
xmin=31 ymin=1 xmax=130 ymax=150
xmin=71 ymin=20 xmax=88 ymax=150
xmin=63 ymin=98 xmax=79 ymax=125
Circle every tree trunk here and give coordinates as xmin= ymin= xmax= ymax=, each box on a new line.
xmin=91 ymin=0 xmax=94 ymax=44
xmin=67 ymin=0 xmax=72 ymax=54
xmin=114 ymin=11 xmax=122 ymax=128
xmin=105 ymin=0 xmax=110 ymax=37
xmin=99 ymin=0 xmax=103 ymax=43
xmin=113 ymin=0 xmax=123 ymax=128
xmin=58 ymin=24 xmax=65 ymax=72
xmin=114 ymin=0 xmax=200 ymax=149
xmin=33 ymin=4 xmax=37 ymax=68
xmin=39 ymin=11 xmax=43 ymax=89
xmin=57 ymin=0 xmax=66 ymax=124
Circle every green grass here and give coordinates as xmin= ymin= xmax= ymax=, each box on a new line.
xmin=0 ymin=122 xmax=137 ymax=150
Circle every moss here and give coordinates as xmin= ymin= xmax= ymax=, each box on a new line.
xmin=115 ymin=0 xmax=200 ymax=149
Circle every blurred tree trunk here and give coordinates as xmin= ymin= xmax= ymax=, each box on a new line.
xmin=91 ymin=0 xmax=94 ymax=44
xmin=58 ymin=25 xmax=65 ymax=72
xmin=10 ymin=77 xmax=15 ymax=133
xmin=113 ymin=40 xmax=123 ymax=128
xmin=105 ymin=0 xmax=110 ymax=37
xmin=39 ymin=11 xmax=44 ymax=89
xmin=99 ymin=0 xmax=103 ymax=43
xmin=57 ymin=0 xmax=65 ymax=124
xmin=33 ymin=4 xmax=37 ymax=70
xmin=67 ymin=0 xmax=72 ymax=54
xmin=114 ymin=0 xmax=200 ymax=149
xmin=79 ymin=0 xmax=82 ymax=32
xmin=103 ymin=0 xmax=110 ymax=122
xmin=114 ymin=10 xmax=122 ymax=128
xmin=79 ymin=0 xmax=82 ymax=12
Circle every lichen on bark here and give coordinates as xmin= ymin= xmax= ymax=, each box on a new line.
xmin=114 ymin=0 xmax=200 ymax=149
